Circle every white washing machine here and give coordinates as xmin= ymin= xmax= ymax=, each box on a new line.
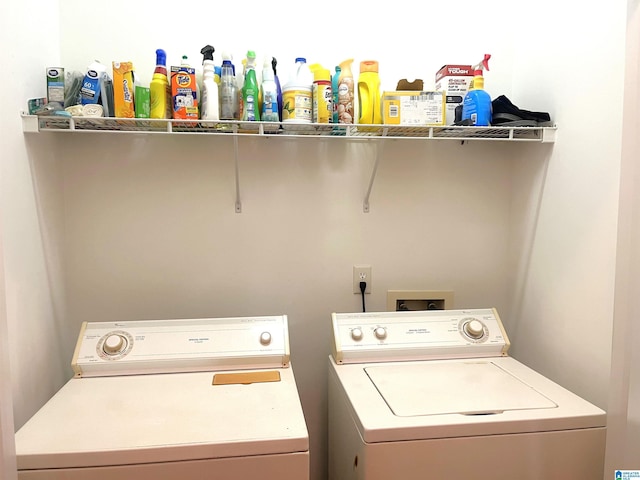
xmin=328 ymin=308 xmax=606 ymax=480
xmin=15 ymin=315 xmax=309 ymax=480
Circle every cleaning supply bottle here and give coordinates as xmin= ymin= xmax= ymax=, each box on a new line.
xmin=309 ymin=63 xmax=332 ymax=124
xmin=357 ymin=60 xmax=381 ymax=124
xmin=462 ymin=54 xmax=492 ymax=126
xmin=237 ymin=58 xmax=247 ymax=120
xmin=272 ymin=57 xmax=283 ymax=121
xmin=150 ymin=49 xmax=171 ymax=119
xmin=200 ymin=45 xmax=219 ymax=121
xmin=219 ymin=53 xmax=238 ymax=120
xmin=241 ymin=50 xmax=260 ymax=121
xmin=282 ymin=57 xmax=313 ymax=123
xmin=337 ymin=59 xmax=355 ymax=124
xmin=332 ymin=66 xmax=341 ymax=123
xmin=80 ymin=60 xmax=107 ymax=105
xmin=261 ymin=57 xmax=279 ymax=122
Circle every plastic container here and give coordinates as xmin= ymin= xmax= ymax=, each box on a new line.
xmin=282 ymin=57 xmax=313 ymax=123
xmin=241 ymin=51 xmax=259 ymax=121
xmin=310 ymin=64 xmax=332 ymax=124
xmin=337 ymin=59 xmax=355 ymax=124
xmin=332 ymin=66 xmax=340 ymax=123
xmin=462 ymin=54 xmax=492 ymax=126
xmin=272 ymin=57 xmax=283 ymax=121
xmin=261 ymin=57 xmax=279 ymax=122
xmin=200 ymin=45 xmax=219 ymax=121
xmin=358 ymin=60 xmax=382 ymax=124
xmin=219 ymin=54 xmax=238 ymax=120
xmin=150 ymin=49 xmax=171 ymax=119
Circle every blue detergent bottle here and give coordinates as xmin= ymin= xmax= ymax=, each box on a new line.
xmin=462 ymin=54 xmax=492 ymax=126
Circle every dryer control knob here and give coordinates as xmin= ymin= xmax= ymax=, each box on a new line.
xmin=103 ymin=334 xmax=127 ymax=355
xmin=260 ymin=331 xmax=272 ymax=346
xmin=374 ymin=327 xmax=387 ymax=340
xmin=464 ymin=319 xmax=485 ymax=339
xmin=351 ymin=328 xmax=363 ymax=341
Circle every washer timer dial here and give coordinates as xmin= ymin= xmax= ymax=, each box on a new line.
xmin=460 ymin=317 xmax=488 ymax=342
xmin=97 ymin=330 xmax=133 ymax=360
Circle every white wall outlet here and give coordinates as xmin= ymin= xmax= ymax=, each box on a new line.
xmin=353 ymin=265 xmax=372 ymax=294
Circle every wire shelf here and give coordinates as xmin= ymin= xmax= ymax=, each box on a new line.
xmin=21 ymin=114 xmax=556 ymax=143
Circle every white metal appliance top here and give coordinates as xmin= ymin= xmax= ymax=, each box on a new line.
xmin=331 ymin=308 xmax=510 ymax=364
xmin=72 ymin=315 xmax=290 ymax=377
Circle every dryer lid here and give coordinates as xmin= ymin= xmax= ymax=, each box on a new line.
xmin=365 ymin=361 xmax=557 ymax=416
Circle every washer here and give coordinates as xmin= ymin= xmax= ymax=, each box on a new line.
xmin=328 ymin=308 xmax=606 ymax=480
xmin=16 ymin=316 xmax=309 ymax=480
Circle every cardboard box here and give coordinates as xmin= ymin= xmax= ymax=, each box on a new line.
xmin=112 ymin=62 xmax=135 ymax=118
xmin=382 ymin=91 xmax=445 ymax=126
xmin=434 ymin=65 xmax=473 ymax=125
xmin=171 ymin=66 xmax=199 ymax=120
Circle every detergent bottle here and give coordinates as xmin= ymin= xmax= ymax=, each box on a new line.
xmin=282 ymin=57 xmax=313 ymax=123
xmin=462 ymin=54 xmax=492 ymax=126
xmin=150 ymin=49 xmax=171 ymax=119
xmin=357 ymin=60 xmax=381 ymax=124
xmin=310 ymin=63 xmax=332 ymax=124
xmin=261 ymin=57 xmax=279 ymax=122
xmin=199 ymin=45 xmax=219 ymax=121
xmin=241 ymin=51 xmax=260 ymax=121
xmin=337 ymin=59 xmax=354 ymax=124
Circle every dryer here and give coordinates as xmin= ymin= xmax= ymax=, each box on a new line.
xmin=16 ymin=316 xmax=309 ymax=480
xmin=328 ymin=308 xmax=605 ymax=480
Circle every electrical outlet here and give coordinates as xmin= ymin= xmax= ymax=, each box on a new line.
xmin=353 ymin=265 xmax=372 ymax=294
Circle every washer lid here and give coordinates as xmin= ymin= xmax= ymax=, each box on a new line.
xmin=365 ymin=361 xmax=556 ymax=416
xmin=15 ymin=367 xmax=309 ymax=470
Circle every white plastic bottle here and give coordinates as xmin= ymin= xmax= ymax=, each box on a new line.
xmin=261 ymin=57 xmax=279 ymax=122
xmin=199 ymin=45 xmax=219 ymax=121
xmin=282 ymin=57 xmax=313 ymax=123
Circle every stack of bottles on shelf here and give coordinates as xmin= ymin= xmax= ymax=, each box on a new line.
xmin=38 ymin=46 xmax=496 ymax=127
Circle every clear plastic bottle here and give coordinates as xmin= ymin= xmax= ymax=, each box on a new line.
xmin=220 ymin=58 xmax=237 ymax=120
xmin=261 ymin=57 xmax=279 ymax=122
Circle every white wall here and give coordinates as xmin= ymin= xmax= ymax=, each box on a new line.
xmin=0 ymin=1 xmax=629 ymax=480
xmin=606 ymin=0 xmax=640 ymax=472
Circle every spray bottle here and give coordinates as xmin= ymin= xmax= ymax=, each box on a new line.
xmin=332 ymin=66 xmax=341 ymax=123
xmin=150 ymin=49 xmax=171 ymax=119
xmin=200 ymin=45 xmax=219 ymax=121
xmin=461 ymin=54 xmax=492 ymax=126
xmin=272 ymin=57 xmax=283 ymax=121
xmin=261 ymin=57 xmax=279 ymax=122
xmin=219 ymin=52 xmax=238 ymax=120
xmin=241 ymin=51 xmax=260 ymax=121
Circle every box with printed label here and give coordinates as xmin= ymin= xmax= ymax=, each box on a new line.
xmin=434 ymin=64 xmax=473 ymax=125
xmin=381 ymin=91 xmax=445 ymax=126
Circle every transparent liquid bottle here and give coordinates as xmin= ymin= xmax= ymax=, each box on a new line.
xmin=220 ymin=59 xmax=238 ymax=120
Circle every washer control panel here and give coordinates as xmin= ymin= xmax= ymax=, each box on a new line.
xmin=72 ymin=316 xmax=290 ymax=377
xmin=332 ymin=308 xmax=510 ymax=364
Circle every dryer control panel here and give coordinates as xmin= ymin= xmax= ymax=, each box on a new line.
xmin=331 ymin=308 xmax=510 ymax=364
xmin=72 ymin=316 xmax=290 ymax=377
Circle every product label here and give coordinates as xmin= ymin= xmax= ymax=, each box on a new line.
xmin=282 ymin=89 xmax=312 ymax=122
xmin=80 ymin=71 xmax=101 ymax=105
xmin=171 ymin=66 xmax=199 ymax=120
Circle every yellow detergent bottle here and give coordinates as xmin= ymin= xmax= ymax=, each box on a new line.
xmin=150 ymin=49 xmax=171 ymax=119
xmin=358 ymin=60 xmax=381 ymax=125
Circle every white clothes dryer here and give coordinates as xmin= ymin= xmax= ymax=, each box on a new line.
xmin=328 ymin=308 xmax=605 ymax=480
xmin=16 ymin=316 xmax=309 ymax=480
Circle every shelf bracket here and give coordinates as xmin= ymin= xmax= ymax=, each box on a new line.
xmin=233 ymin=133 xmax=242 ymax=213
xmin=363 ymin=137 xmax=386 ymax=213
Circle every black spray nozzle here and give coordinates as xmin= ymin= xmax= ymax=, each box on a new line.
xmin=271 ymin=57 xmax=277 ymax=75
xmin=200 ymin=45 xmax=215 ymax=63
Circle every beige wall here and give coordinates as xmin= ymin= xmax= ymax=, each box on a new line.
xmin=0 ymin=1 xmax=631 ymax=480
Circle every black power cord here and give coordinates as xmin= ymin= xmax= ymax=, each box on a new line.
xmin=359 ymin=281 xmax=367 ymax=312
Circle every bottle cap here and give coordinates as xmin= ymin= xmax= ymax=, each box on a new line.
xmin=155 ymin=49 xmax=167 ymax=66
xmin=359 ymin=60 xmax=378 ymax=73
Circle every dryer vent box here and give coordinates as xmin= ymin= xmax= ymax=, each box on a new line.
xmin=387 ymin=290 xmax=454 ymax=312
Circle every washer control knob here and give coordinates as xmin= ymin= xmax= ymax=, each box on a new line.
xmin=351 ymin=328 xmax=363 ymax=341
xmin=464 ymin=319 xmax=485 ymax=339
xmin=374 ymin=327 xmax=387 ymax=340
xmin=260 ymin=331 xmax=272 ymax=346
xmin=103 ymin=334 xmax=127 ymax=355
